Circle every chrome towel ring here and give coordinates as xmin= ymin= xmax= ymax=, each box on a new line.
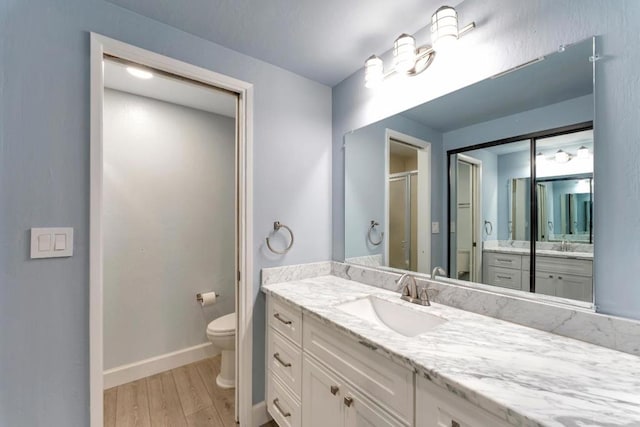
xmin=266 ymin=221 xmax=294 ymax=254
xmin=367 ymin=220 xmax=384 ymax=246
xmin=484 ymin=220 xmax=493 ymax=236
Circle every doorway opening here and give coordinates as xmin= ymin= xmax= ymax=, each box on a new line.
xmin=384 ymin=130 xmax=431 ymax=274
xmin=90 ymin=35 xmax=254 ymax=427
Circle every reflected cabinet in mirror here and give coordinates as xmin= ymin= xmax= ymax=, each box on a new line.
xmin=343 ymin=37 xmax=595 ymax=305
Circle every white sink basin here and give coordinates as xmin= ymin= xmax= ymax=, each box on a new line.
xmin=336 ymin=296 xmax=447 ymax=337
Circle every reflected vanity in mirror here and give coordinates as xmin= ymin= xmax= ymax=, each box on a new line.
xmin=344 ymin=37 xmax=595 ymax=305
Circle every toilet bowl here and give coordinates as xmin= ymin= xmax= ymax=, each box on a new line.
xmin=206 ymin=312 xmax=236 ymax=389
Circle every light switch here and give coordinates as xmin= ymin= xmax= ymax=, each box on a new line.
xmin=54 ymin=234 xmax=67 ymax=251
xmin=431 ymin=222 xmax=440 ymax=234
xmin=38 ymin=234 xmax=52 ymax=251
xmin=31 ymin=228 xmax=73 ymax=259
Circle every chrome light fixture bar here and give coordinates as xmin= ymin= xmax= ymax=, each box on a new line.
xmin=364 ymin=5 xmax=475 ymax=88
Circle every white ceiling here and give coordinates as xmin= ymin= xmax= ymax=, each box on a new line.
xmin=106 ymin=0 xmax=459 ymax=86
xmin=104 ymin=58 xmax=237 ymax=117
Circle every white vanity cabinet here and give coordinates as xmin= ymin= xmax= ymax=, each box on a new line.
xmin=416 ymin=376 xmax=511 ymax=427
xmin=267 ymin=297 xmax=303 ymax=426
xmin=482 ymin=252 xmax=524 ymax=290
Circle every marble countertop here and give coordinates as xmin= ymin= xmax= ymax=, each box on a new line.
xmin=483 ymin=246 xmax=593 ymax=260
xmin=262 ymin=276 xmax=640 ymax=427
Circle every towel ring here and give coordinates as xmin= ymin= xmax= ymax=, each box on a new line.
xmin=367 ymin=220 xmax=384 ymax=246
xmin=484 ymin=220 xmax=493 ymax=236
xmin=266 ymin=221 xmax=294 ymax=254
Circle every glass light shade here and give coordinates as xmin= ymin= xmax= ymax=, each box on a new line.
xmin=431 ymin=6 xmax=458 ymax=50
xmin=364 ymin=55 xmax=384 ymax=88
xmin=555 ymin=149 xmax=570 ymax=163
xmin=126 ymin=66 xmax=153 ymax=79
xmin=577 ymin=146 xmax=590 ymax=159
xmin=536 ymin=152 xmax=545 ymax=162
xmin=393 ymin=34 xmax=416 ymax=73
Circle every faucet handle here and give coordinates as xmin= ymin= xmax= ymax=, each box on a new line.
xmin=419 ymin=286 xmax=431 ymax=306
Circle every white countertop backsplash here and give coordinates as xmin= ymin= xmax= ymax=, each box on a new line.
xmin=261 ymin=271 xmax=640 ymax=427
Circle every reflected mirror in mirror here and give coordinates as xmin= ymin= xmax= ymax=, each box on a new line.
xmin=343 ymin=37 xmax=594 ymax=305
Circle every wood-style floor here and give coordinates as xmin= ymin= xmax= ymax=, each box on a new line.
xmin=104 ymin=355 xmax=277 ymax=427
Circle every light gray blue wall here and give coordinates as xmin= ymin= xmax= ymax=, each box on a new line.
xmin=344 ymin=114 xmax=444 ymax=268
xmin=332 ymin=0 xmax=640 ymax=320
xmin=0 ymin=1 xmax=331 ymax=425
xmin=497 ymin=150 xmax=531 ymax=240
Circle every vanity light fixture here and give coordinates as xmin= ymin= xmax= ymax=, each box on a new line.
xmin=577 ymin=145 xmax=590 ymax=159
xmin=364 ymin=5 xmax=475 ymax=88
xmin=126 ymin=66 xmax=153 ymax=80
xmin=536 ymin=152 xmax=545 ymax=162
xmin=554 ymin=149 xmax=571 ymax=164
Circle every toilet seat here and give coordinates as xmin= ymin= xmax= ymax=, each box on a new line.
xmin=207 ymin=312 xmax=235 ymax=337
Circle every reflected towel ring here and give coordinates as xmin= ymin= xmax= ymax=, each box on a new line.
xmin=266 ymin=221 xmax=294 ymax=254
xmin=367 ymin=220 xmax=384 ymax=246
xmin=484 ymin=220 xmax=493 ymax=236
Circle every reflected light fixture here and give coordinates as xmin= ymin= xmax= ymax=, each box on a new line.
xmin=364 ymin=5 xmax=475 ymax=88
xmin=577 ymin=145 xmax=590 ymax=159
xmin=536 ymin=152 xmax=545 ymax=163
xmin=126 ymin=66 xmax=153 ymax=80
xmin=554 ymin=149 xmax=571 ymax=163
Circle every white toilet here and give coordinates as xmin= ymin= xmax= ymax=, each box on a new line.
xmin=206 ymin=312 xmax=236 ymax=389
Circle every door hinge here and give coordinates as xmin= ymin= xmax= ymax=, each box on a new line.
xmin=237 ymin=270 xmax=241 ymax=281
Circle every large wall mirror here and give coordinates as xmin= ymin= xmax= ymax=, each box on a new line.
xmin=344 ymin=37 xmax=595 ymax=306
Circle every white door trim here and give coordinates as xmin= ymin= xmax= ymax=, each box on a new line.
xmin=456 ymin=153 xmax=482 ymax=282
xmin=384 ymin=129 xmax=431 ymax=274
xmin=90 ymin=33 xmax=254 ymax=427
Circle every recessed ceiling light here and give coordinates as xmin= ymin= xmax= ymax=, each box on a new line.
xmin=126 ymin=66 xmax=153 ymax=80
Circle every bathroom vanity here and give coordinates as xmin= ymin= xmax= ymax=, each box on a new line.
xmin=262 ymin=269 xmax=640 ymax=427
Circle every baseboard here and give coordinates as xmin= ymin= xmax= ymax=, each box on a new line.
xmin=104 ymin=342 xmax=218 ymax=389
xmin=252 ymin=401 xmax=272 ymax=427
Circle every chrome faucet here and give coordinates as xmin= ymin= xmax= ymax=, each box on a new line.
xmin=431 ymin=266 xmax=447 ymax=280
xmin=396 ymin=273 xmax=430 ymax=306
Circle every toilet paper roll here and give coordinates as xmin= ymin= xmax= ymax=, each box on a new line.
xmin=198 ymin=292 xmax=217 ymax=307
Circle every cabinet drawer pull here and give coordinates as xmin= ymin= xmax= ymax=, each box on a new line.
xmin=273 ymin=313 xmax=292 ymax=325
xmin=344 ymin=396 xmax=353 ymax=407
xmin=549 ymin=275 xmax=553 ymax=278
xmin=496 ymin=275 xmax=512 ymax=280
xmin=330 ymin=385 xmax=339 ymax=395
xmin=558 ymin=276 xmax=563 ymax=280
xmin=496 ymin=258 xmax=512 ymax=263
xmin=273 ymin=398 xmax=291 ymax=417
xmin=358 ymin=340 xmax=378 ymax=351
xmin=273 ymin=353 xmax=292 ymax=367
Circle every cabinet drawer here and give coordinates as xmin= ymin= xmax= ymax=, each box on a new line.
xmin=303 ymin=316 xmax=414 ymax=425
xmin=536 ymin=256 xmax=592 ymax=277
xmin=268 ymin=296 xmax=302 ymax=346
xmin=267 ymin=374 xmax=301 ymax=427
xmin=485 ymin=266 xmax=522 ymax=290
xmin=485 ymin=252 xmax=522 ymax=269
xmin=416 ymin=376 xmax=511 ymax=427
xmin=268 ymin=328 xmax=302 ymax=398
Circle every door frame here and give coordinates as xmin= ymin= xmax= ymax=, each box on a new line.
xmin=455 ymin=154 xmax=483 ymax=282
xmin=89 ymin=34 xmax=254 ymax=427
xmin=384 ymin=129 xmax=431 ymax=274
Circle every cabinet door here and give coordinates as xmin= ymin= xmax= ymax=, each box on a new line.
xmin=344 ymin=384 xmax=405 ymax=427
xmin=556 ymin=274 xmax=592 ymax=302
xmin=534 ymin=271 xmax=556 ymax=297
xmin=302 ymin=355 xmax=344 ymax=427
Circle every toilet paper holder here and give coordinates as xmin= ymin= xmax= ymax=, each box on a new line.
xmin=196 ymin=292 xmax=219 ymax=304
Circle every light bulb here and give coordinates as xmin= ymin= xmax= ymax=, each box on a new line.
xmin=364 ymin=55 xmax=384 ymax=88
xmin=126 ymin=66 xmax=153 ymax=79
xmin=431 ymin=6 xmax=458 ymax=50
xmin=555 ymin=149 xmax=570 ymax=163
xmin=393 ymin=34 xmax=416 ymax=73
xmin=577 ymin=146 xmax=590 ymax=159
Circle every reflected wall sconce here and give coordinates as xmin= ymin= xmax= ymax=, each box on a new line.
xmin=364 ymin=5 xmax=475 ymax=88
xmin=554 ymin=149 xmax=571 ymax=163
xmin=577 ymin=146 xmax=590 ymax=159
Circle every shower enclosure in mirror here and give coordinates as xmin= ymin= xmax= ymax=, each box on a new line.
xmin=343 ymin=37 xmax=595 ymax=305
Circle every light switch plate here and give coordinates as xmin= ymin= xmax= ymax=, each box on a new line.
xmin=431 ymin=222 xmax=440 ymax=234
xmin=31 ymin=227 xmax=73 ymax=259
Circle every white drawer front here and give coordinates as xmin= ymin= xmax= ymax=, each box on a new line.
xmin=536 ymin=256 xmax=592 ymax=277
xmin=268 ymin=296 xmax=302 ymax=346
xmin=303 ymin=316 xmax=414 ymax=425
xmin=485 ymin=252 xmax=522 ymax=269
xmin=267 ymin=374 xmax=301 ymax=427
xmin=416 ymin=376 xmax=511 ymax=427
xmin=486 ymin=266 xmax=522 ymax=290
xmin=268 ymin=327 xmax=302 ymax=399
